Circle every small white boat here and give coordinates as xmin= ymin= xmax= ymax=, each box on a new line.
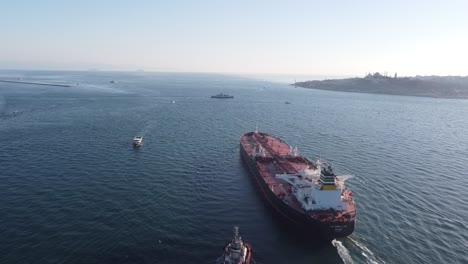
xmin=133 ymin=136 xmax=143 ymax=147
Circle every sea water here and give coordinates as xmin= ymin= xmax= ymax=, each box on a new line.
xmin=1 ymin=71 xmax=467 ymax=263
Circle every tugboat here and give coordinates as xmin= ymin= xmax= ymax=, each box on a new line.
xmin=211 ymin=93 xmax=234 ymax=99
xmin=217 ymin=226 xmax=252 ymax=264
xmin=133 ymin=136 xmax=143 ymax=147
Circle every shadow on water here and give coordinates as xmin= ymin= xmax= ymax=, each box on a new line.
xmin=132 ymin=148 xmax=142 ymax=157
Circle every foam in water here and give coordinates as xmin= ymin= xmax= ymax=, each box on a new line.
xmin=332 ymin=239 xmax=354 ymax=264
xmin=3 ymin=71 xmax=467 ymax=263
xmin=349 ymin=237 xmax=383 ymax=264
xmin=333 ymin=238 xmax=385 ymax=264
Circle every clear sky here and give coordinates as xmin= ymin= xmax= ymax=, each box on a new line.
xmin=2 ymin=0 xmax=468 ymax=76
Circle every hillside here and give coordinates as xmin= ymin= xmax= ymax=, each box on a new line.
xmin=294 ymin=73 xmax=468 ymax=98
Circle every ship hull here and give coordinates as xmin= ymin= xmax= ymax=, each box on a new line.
xmin=240 ymin=140 xmax=355 ymax=240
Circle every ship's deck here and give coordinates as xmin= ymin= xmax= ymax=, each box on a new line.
xmin=240 ymin=132 xmax=356 ymax=221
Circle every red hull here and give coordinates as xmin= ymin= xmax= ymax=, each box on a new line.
xmin=240 ymin=131 xmax=356 ymax=238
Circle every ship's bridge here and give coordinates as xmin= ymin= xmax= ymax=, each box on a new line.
xmin=276 ymin=160 xmax=352 ymax=211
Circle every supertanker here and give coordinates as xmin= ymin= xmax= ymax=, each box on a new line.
xmin=240 ymin=129 xmax=356 ymax=239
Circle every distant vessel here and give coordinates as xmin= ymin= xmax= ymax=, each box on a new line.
xmin=172 ymin=100 xmax=175 ymax=104
xmin=109 ymin=80 xmax=116 ymax=83
xmin=211 ymin=93 xmax=234 ymax=99
xmin=285 ymin=101 xmax=291 ymax=104
xmin=240 ymin=128 xmax=356 ymax=239
xmin=217 ymin=226 xmax=252 ymax=264
xmin=133 ymin=136 xmax=143 ymax=147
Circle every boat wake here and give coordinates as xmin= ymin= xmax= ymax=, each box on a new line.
xmin=333 ymin=238 xmax=384 ymax=264
xmin=348 ymin=237 xmax=383 ymax=264
xmin=332 ymin=239 xmax=354 ymax=264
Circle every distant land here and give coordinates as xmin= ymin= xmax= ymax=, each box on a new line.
xmin=0 ymin=79 xmax=71 ymax=87
xmin=293 ymin=73 xmax=468 ymax=98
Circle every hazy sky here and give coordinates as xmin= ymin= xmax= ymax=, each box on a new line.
xmin=2 ymin=0 xmax=468 ymax=76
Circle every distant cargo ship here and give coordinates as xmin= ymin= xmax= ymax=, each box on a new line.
xmin=240 ymin=129 xmax=356 ymax=239
xmin=217 ymin=226 xmax=252 ymax=264
xmin=211 ymin=93 xmax=234 ymax=99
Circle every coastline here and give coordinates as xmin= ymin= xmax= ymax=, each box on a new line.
xmin=0 ymin=79 xmax=71 ymax=87
xmin=293 ymin=74 xmax=468 ymax=99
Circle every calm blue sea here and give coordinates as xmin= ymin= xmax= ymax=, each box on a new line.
xmin=1 ymin=71 xmax=467 ymax=264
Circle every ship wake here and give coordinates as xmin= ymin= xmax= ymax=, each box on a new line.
xmin=348 ymin=237 xmax=383 ymax=264
xmin=333 ymin=238 xmax=385 ymax=264
xmin=332 ymin=239 xmax=354 ymax=264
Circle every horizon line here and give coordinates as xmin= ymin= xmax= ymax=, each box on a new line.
xmin=1 ymin=68 xmax=467 ymax=79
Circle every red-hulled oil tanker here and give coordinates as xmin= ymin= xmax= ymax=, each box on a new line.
xmin=240 ymin=128 xmax=356 ymax=239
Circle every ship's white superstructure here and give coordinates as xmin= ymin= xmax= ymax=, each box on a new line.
xmin=276 ymin=159 xmax=353 ymax=211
